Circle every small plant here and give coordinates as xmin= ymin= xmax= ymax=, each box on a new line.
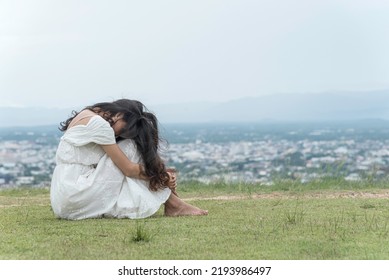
xmin=131 ymin=221 xmax=152 ymax=243
xmin=284 ymin=205 xmax=305 ymax=225
xmin=327 ymin=211 xmax=348 ymax=241
xmin=360 ymin=203 xmax=376 ymax=209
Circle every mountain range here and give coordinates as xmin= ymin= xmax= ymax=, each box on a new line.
xmin=1 ymin=90 xmax=389 ymax=127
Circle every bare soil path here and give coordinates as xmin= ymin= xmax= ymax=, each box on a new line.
xmin=2 ymin=190 xmax=389 ymax=208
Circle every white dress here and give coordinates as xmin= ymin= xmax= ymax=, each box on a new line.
xmin=50 ymin=115 xmax=171 ymax=220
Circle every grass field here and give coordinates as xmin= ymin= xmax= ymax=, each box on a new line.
xmin=1 ymin=180 xmax=389 ymax=260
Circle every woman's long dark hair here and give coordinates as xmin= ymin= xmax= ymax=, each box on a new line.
xmin=59 ymin=99 xmax=170 ymax=191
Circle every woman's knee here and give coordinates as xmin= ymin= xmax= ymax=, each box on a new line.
xmin=117 ymin=139 xmax=140 ymax=162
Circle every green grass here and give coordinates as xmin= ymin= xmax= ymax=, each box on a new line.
xmin=1 ymin=180 xmax=389 ymax=259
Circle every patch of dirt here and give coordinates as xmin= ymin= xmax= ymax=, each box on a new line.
xmin=0 ymin=194 xmax=50 ymax=208
xmin=184 ymin=190 xmax=389 ymax=201
xmin=2 ymin=191 xmax=389 ymax=208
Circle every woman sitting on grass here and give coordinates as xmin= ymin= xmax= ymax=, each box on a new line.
xmin=50 ymin=99 xmax=208 ymax=220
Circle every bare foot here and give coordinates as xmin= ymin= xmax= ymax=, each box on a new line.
xmin=164 ymin=193 xmax=208 ymax=217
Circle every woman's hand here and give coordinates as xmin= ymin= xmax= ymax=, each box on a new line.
xmin=166 ymin=170 xmax=178 ymax=196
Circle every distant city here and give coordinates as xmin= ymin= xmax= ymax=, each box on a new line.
xmin=1 ymin=121 xmax=389 ymax=188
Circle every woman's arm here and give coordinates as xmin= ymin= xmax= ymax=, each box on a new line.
xmin=101 ymin=144 xmax=148 ymax=180
xmin=101 ymin=143 xmax=178 ymax=191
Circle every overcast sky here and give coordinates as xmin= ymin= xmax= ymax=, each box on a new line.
xmin=1 ymin=0 xmax=388 ymax=108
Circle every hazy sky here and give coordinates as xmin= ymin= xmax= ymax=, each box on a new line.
xmin=1 ymin=0 xmax=388 ymax=108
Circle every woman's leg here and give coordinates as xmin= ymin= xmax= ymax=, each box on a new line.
xmin=164 ymin=193 xmax=208 ymax=217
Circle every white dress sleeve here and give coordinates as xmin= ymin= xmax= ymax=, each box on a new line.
xmin=62 ymin=115 xmax=116 ymax=146
xmin=87 ymin=116 xmax=116 ymax=145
